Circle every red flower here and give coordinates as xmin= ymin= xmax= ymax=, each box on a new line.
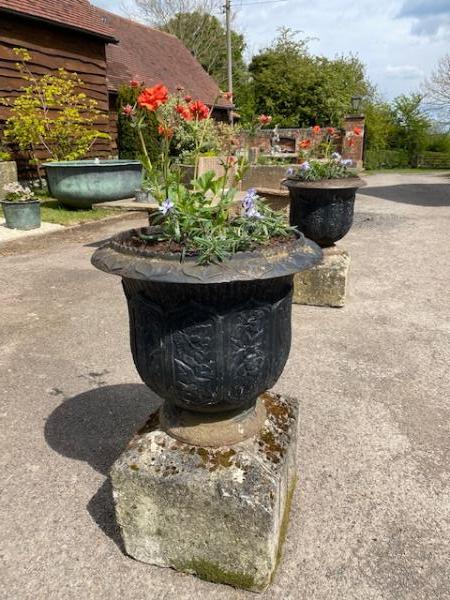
xmin=299 ymin=139 xmax=311 ymax=149
xmin=122 ymin=104 xmax=134 ymax=117
xmin=327 ymin=127 xmax=335 ymax=135
xmin=184 ymin=95 xmax=192 ymax=103
xmin=258 ymin=114 xmax=272 ymax=125
xmin=225 ymin=155 xmax=237 ymax=166
xmin=312 ymin=125 xmax=321 ymax=134
xmin=223 ymin=91 xmax=233 ymax=101
xmin=189 ymin=100 xmax=210 ymax=120
xmin=175 ymin=104 xmax=193 ymax=121
xmin=158 ymin=124 xmax=174 ymax=139
xmin=353 ymin=127 xmax=362 ymax=135
xmin=130 ymin=79 xmax=139 ymax=88
xmin=347 ymin=138 xmax=355 ymax=147
xmin=137 ymin=84 xmax=169 ymax=112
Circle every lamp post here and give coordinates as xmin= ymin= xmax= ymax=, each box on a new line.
xmin=351 ymin=95 xmax=363 ymax=114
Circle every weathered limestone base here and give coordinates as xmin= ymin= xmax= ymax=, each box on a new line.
xmin=110 ymin=392 xmax=299 ymax=592
xmin=293 ymin=246 xmax=350 ymax=307
xmin=0 ymin=161 xmax=18 ymax=200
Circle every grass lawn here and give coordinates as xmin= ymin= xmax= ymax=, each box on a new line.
xmin=1 ymin=197 xmax=114 ymax=226
xmin=364 ymin=168 xmax=450 ymax=175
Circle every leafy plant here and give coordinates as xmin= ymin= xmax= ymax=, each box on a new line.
xmin=1 ymin=48 xmax=109 ymax=165
xmin=123 ymin=83 xmax=293 ymax=263
xmin=3 ymin=182 xmax=35 ymax=202
xmin=286 ymin=125 xmax=359 ymax=181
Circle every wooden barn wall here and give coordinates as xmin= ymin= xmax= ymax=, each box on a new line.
xmin=0 ymin=13 xmax=113 ymax=177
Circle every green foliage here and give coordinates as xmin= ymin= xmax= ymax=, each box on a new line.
xmin=391 ymin=94 xmax=431 ymax=167
xmin=364 ymin=148 xmax=409 ymax=170
xmin=424 ymin=132 xmax=450 ymax=153
xmin=2 ymin=182 xmax=35 ymax=202
xmin=248 ymin=28 xmax=370 ymax=127
xmin=286 ymin=157 xmax=355 ymax=181
xmin=143 ymin=176 xmax=293 ymax=264
xmin=363 ymin=101 xmax=396 ymax=152
xmin=2 ymin=48 xmax=109 ymax=163
xmin=162 ymin=12 xmax=249 ymax=106
xmin=117 ymin=84 xmax=159 ymax=162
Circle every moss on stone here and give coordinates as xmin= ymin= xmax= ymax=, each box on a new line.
xmin=272 ymin=474 xmax=298 ymax=582
xmin=173 ymin=558 xmax=258 ymax=590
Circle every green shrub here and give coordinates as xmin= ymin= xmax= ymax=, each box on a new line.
xmin=424 ymin=133 xmax=450 ymax=153
xmin=364 ymin=148 xmax=409 ymax=169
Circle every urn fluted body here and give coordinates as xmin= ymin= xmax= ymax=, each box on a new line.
xmin=284 ymin=178 xmax=366 ymax=247
xmin=92 ymin=228 xmax=322 ymax=415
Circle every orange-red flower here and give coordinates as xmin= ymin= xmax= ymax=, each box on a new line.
xmin=130 ymin=79 xmax=139 ymax=88
xmin=175 ymin=104 xmax=193 ymax=121
xmin=158 ymin=124 xmax=174 ymax=139
xmin=312 ymin=125 xmax=321 ymax=134
xmin=347 ymin=138 xmax=355 ymax=147
xmin=353 ymin=127 xmax=362 ymax=135
xmin=299 ymin=139 xmax=311 ymax=149
xmin=184 ymin=95 xmax=192 ymax=103
xmin=189 ymin=100 xmax=209 ymax=120
xmin=258 ymin=114 xmax=272 ymax=125
xmin=327 ymin=127 xmax=335 ymax=135
xmin=225 ymin=155 xmax=237 ymax=166
xmin=137 ymin=84 xmax=169 ymax=112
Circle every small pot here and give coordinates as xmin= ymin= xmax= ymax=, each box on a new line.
xmin=1 ymin=200 xmax=41 ymax=230
xmin=284 ymin=177 xmax=366 ymax=247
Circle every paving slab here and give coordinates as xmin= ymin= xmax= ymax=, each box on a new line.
xmin=0 ymin=219 xmax=64 ymax=243
xmin=0 ymin=172 xmax=449 ymax=600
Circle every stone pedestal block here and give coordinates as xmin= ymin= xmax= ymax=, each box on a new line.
xmin=110 ymin=392 xmax=299 ymax=592
xmin=0 ymin=161 xmax=18 ymax=200
xmin=293 ymin=246 xmax=350 ymax=307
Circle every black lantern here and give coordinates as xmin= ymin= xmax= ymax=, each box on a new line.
xmin=351 ymin=95 xmax=363 ymax=113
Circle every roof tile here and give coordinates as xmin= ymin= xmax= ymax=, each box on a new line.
xmin=0 ymin=0 xmax=116 ymax=40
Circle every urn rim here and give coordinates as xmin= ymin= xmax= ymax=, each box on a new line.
xmin=91 ymin=227 xmax=322 ymax=284
xmin=283 ymin=176 xmax=366 ymax=190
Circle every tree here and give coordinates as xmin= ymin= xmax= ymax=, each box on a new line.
xmin=363 ymin=100 xmax=396 ymax=152
xmin=2 ymin=48 xmax=108 ymax=167
xmin=425 ymin=54 xmax=450 ymax=119
xmin=392 ymin=93 xmax=430 ymax=166
xmin=128 ymin=1 xmax=250 ymax=115
xmin=248 ymin=28 xmax=371 ymax=127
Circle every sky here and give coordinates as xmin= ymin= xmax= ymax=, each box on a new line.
xmin=91 ymin=0 xmax=450 ymax=101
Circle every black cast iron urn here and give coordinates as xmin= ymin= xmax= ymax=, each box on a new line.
xmin=284 ymin=178 xmax=366 ymax=247
xmin=92 ymin=228 xmax=321 ymax=442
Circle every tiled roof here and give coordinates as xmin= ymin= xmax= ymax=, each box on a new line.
xmin=97 ymin=9 xmax=232 ymax=109
xmin=0 ymin=0 xmax=117 ymax=41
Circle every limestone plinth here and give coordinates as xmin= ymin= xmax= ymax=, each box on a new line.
xmin=110 ymin=392 xmax=299 ymax=592
xmin=293 ymin=246 xmax=350 ymax=308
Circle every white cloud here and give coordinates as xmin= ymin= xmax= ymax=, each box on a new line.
xmin=385 ymin=65 xmax=424 ymax=79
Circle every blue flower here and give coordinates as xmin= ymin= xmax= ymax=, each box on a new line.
xmin=331 ymin=152 xmax=341 ymax=160
xmin=300 ymin=161 xmax=311 ymax=171
xmin=242 ymin=188 xmax=258 ymax=210
xmin=246 ymin=205 xmax=262 ymax=219
xmin=159 ymin=198 xmax=174 ymax=215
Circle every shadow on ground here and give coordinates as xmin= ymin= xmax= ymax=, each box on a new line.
xmin=359 ymin=183 xmax=450 ymax=207
xmin=45 ymin=384 xmax=161 ymax=549
xmin=45 ymin=383 xmax=160 ymax=474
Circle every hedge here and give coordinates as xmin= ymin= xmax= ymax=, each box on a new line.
xmin=364 ymin=149 xmax=409 ymax=169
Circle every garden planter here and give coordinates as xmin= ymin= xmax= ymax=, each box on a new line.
xmin=92 ymin=228 xmax=321 ymax=435
xmin=134 ymin=189 xmax=154 ymax=203
xmin=1 ymin=200 xmax=40 ymax=230
xmin=284 ymin=177 xmax=366 ymax=247
xmin=44 ymin=159 xmax=142 ymax=208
